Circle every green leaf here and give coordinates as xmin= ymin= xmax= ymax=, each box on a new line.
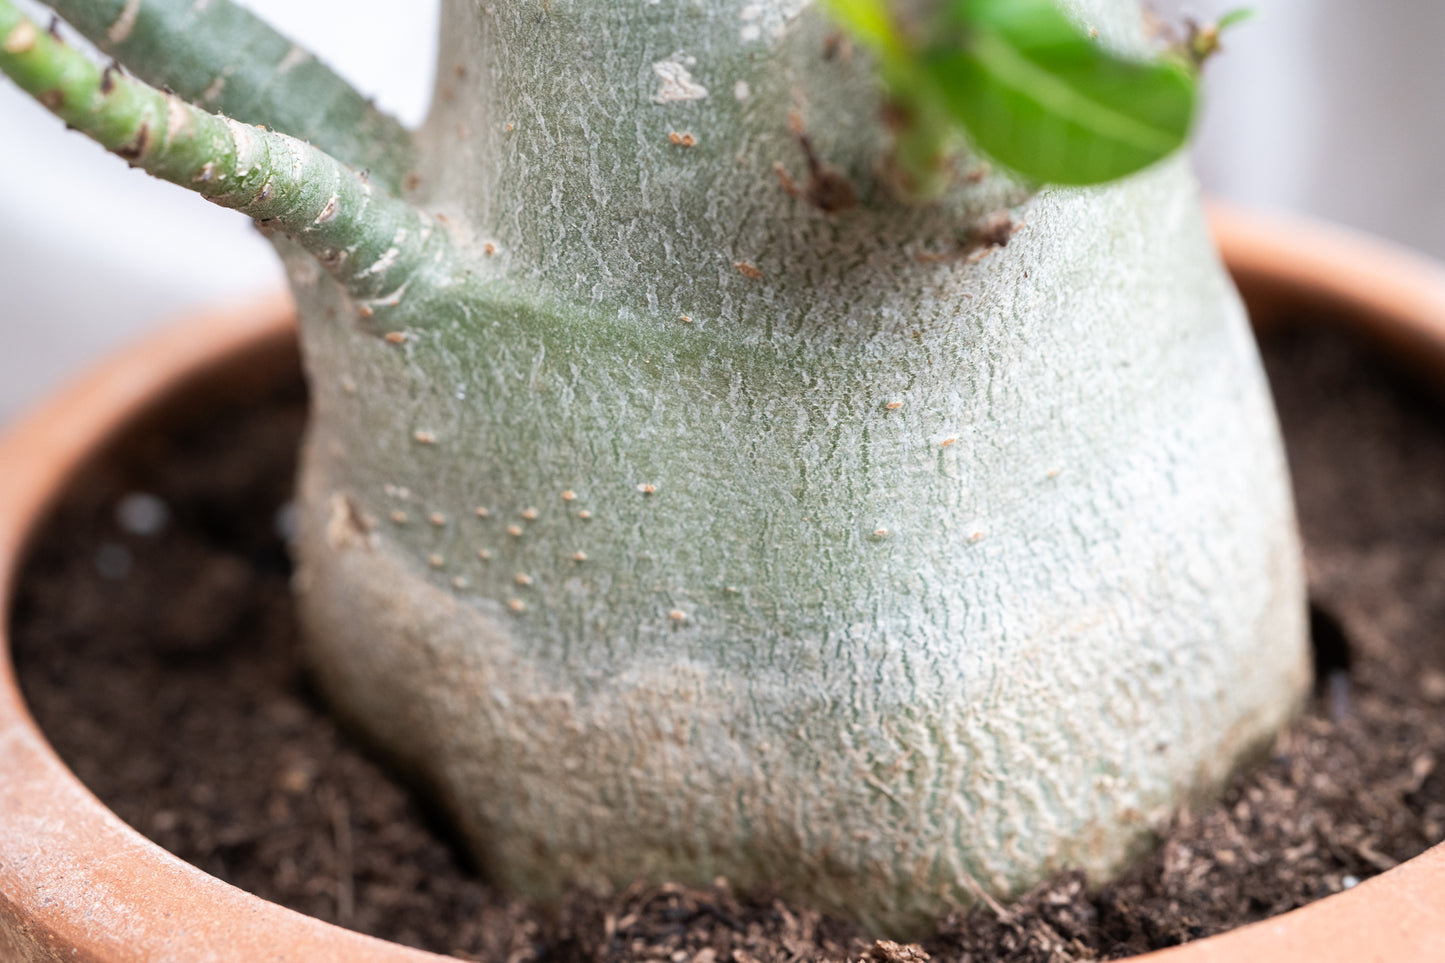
xmin=819 ymin=0 xmax=904 ymax=60
xmin=1216 ymin=8 xmax=1256 ymax=31
xmin=921 ymin=0 xmax=1197 ymax=185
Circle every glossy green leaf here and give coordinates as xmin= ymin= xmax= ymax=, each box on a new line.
xmin=820 ymin=0 xmax=904 ymax=60
xmin=922 ymin=0 xmax=1197 ymax=185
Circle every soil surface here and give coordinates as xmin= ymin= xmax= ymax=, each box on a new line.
xmin=12 ymin=322 xmax=1445 ymax=962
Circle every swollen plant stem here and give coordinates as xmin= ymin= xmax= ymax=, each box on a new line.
xmin=0 ymin=0 xmax=449 ymax=316
xmin=1 ymin=0 xmax=1311 ymax=932
xmin=43 ymin=0 xmax=416 ymax=190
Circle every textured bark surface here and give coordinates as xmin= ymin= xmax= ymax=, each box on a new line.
xmin=285 ymin=0 xmax=1310 ymax=934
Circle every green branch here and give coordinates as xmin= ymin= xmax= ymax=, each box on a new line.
xmin=0 ymin=0 xmax=450 ymax=316
xmin=42 ymin=0 xmax=415 ymax=190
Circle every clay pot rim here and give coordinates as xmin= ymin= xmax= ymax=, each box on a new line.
xmin=3 ymin=205 xmax=1445 ymax=962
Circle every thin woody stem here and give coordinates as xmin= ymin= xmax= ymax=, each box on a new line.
xmin=0 ymin=0 xmax=449 ymax=316
xmin=43 ymin=0 xmax=416 ymax=190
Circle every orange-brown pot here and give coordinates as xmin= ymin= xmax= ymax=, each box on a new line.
xmin=4 ymin=206 xmax=1445 ymax=962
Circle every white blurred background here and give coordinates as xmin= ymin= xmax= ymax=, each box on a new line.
xmin=0 ymin=0 xmax=439 ymax=424
xmin=1 ymin=0 xmax=1441 ymax=424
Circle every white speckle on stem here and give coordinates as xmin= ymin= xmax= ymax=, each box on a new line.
xmin=354 ymin=247 xmax=401 ymax=280
xmin=165 ymin=96 xmax=193 ymax=141
xmin=201 ymin=71 xmax=228 ymax=103
xmin=3 ymin=22 xmax=38 ymax=54
xmin=276 ymin=45 xmax=311 ymax=75
xmin=360 ymin=279 xmax=411 ymax=312
xmin=315 ymin=194 xmax=340 ymax=224
xmin=107 ymin=0 xmax=142 ymax=44
xmin=224 ymin=117 xmax=260 ymax=172
xmin=651 ymin=58 xmax=708 ymax=104
xmin=733 ymin=80 xmax=750 ymax=102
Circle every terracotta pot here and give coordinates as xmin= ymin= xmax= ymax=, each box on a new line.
xmin=4 ymin=206 xmax=1445 ymax=962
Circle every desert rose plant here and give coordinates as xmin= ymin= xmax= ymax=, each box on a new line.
xmin=0 ymin=0 xmax=1304 ymax=935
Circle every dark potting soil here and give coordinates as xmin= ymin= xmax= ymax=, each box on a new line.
xmin=12 ymin=322 xmax=1445 ymax=962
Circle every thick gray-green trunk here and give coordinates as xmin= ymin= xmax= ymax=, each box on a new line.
xmin=281 ymin=0 xmax=1307 ymax=934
